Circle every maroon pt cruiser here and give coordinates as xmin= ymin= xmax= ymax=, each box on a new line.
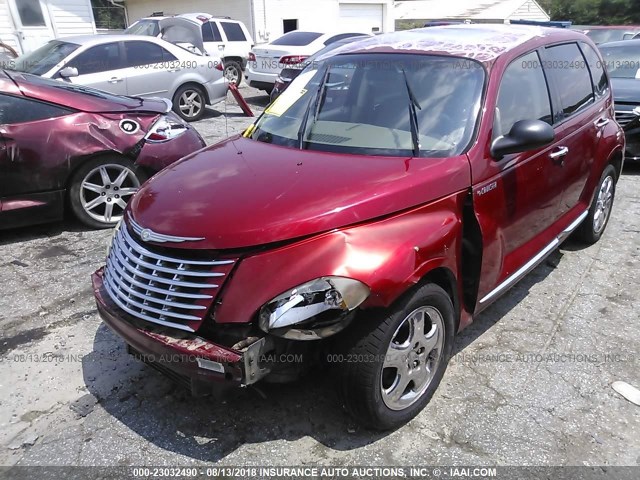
xmin=93 ymin=25 xmax=624 ymax=429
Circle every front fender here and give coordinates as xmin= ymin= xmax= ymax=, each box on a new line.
xmin=213 ymin=190 xmax=466 ymax=325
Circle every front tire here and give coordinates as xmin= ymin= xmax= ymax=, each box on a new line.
xmin=575 ymin=164 xmax=616 ymax=244
xmin=338 ymin=283 xmax=455 ymax=430
xmin=173 ymin=84 xmax=207 ymax=122
xmin=68 ymin=156 xmax=146 ymax=229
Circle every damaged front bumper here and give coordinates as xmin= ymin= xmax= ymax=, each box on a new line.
xmin=92 ymin=269 xmax=271 ymax=394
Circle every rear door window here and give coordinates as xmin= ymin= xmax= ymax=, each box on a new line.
xmin=543 ymin=43 xmax=594 ymax=119
xmin=67 ymin=42 xmax=122 ymax=75
xmin=494 ymin=51 xmax=553 ymax=138
xmin=324 ymin=33 xmax=362 ymax=46
xmin=124 ymin=41 xmax=176 ymax=67
xmin=202 ymin=22 xmax=223 ymax=42
xmin=221 ymin=22 xmax=246 ymax=41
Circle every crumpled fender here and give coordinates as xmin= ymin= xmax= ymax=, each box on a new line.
xmin=213 ymin=190 xmax=466 ymax=325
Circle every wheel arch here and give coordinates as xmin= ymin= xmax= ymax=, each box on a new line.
xmin=173 ymin=81 xmax=211 ymax=105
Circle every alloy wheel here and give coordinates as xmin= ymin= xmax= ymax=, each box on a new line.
xmin=593 ymin=175 xmax=614 ymax=234
xmin=80 ymin=164 xmax=140 ymax=224
xmin=381 ymin=306 xmax=445 ymax=411
xmin=224 ymin=65 xmax=240 ymax=84
xmin=179 ymin=90 xmax=204 ymax=120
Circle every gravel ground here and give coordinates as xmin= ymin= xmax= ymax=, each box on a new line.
xmin=0 ymin=86 xmax=639 ymax=468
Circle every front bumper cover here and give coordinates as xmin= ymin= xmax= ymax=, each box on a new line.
xmin=92 ymin=269 xmax=271 ymax=393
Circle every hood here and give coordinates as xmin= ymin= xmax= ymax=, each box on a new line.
xmin=129 ymin=137 xmax=471 ymax=250
xmin=159 ymin=18 xmax=205 ymax=55
xmin=6 ymin=70 xmax=170 ymax=114
xmin=611 ymin=77 xmax=640 ymax=104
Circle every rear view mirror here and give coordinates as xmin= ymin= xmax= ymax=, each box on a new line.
xmin=491 ymin=119 xmax=555 ymax=160
xmin=59 ymin=66 xmax=79 ymax=79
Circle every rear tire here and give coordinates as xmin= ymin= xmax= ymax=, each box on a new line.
xmin=223 ymin=60 xmax=243 ymax=87
xmin=337 ymin=283 xmax=455 ymax=430
xmin=172 ymin=84 xmax=207 ymax=122
xmin=68 ymin=155 xmax=146 ymax=229
xmin=575 ymin=164 xmax=616 ymax=244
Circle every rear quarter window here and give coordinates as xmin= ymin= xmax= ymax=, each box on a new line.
xmin=581 ymin=42 xmax=609 ymax=98
xmin=543 ymin=43 xmax=594 ymax=119
xmin=271 ymin=32 xmax=323 ymax=46
xmin=220 ymin=22 xmax=246 ymax=42
xmin=203 ymin=22 xmax=223 ymax=42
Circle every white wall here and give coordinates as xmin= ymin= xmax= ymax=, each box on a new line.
xmin=46 ymin=0 xmax=97 ymax=38
xmin=125 ymin=0 xmax=253 ymax=37
xmin=0 ymin=0 xmax=20 ymax=54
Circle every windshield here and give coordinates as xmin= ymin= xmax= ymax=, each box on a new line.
xmin=248 ymin=53 xmax=485 ymax=157
xmin=11 ymin=40 xmax=79 ymax=75
xmin=124 ymin=20 xmax=160 ymax=36
xmin=598 ymin=45 xmax=640 ymax=78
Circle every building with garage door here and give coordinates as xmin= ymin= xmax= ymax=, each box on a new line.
xmin=0 ymin=0 xmax=97 ymax=55
xmin=124 ymin=0 xmax=395 ymax=44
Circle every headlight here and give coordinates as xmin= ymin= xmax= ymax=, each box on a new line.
xmin=145 ymin=114 xmax=189 ymax=142
xmin=258 ymin=276 xmax=370 ymax=340
xmin=106 ymin=218 xmax=122 ymax=257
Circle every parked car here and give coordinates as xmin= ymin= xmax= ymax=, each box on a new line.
xmin=583 ymin=26 xmax=640 ymax=44
xmin=246 ymin=31 xmax=365 ymax=92
xmin=269 ymin=34 xmax=371 ymax=102
xmin=93 ymin=25 xmax=623 ymax=430
xmin=10 ymin=30 xmax=226 ymax=122
xmin=125 ymin=13 xmax=253 ymax=86
xmin=0 ymin=70 xmax=205 ymax=229
xmin=599 ymin=40 xmax=640 ymax=161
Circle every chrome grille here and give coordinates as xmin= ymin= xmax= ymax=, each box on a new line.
xmin=615 ymin=110 xmax=638 ymax=128
xmin=103 ymin=225 xmax=234 ymax=332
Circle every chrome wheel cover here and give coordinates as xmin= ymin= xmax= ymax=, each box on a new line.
xmin=381 ymin=306 xmax=445 ymax=411
xmin=593 ymin=175 xmax=614 ymax=234
xmin=179 ymin=90 xmax=204 ymax=119
xmin=80 ymin=164 xmax=140 ymax=224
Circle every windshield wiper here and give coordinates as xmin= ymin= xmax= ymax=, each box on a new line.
xmin=401 ymin=68 xmax=422 ymax=156
xmin=297 ymin=67 xmax=330 ymax=149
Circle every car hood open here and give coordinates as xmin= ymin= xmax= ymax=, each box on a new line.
xmin=128 ymin=136 xmax=471 ymax=250
xmin=159 ymin=17 xmax=205 ymax=56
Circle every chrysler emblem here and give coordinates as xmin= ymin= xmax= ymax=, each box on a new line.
xmin=130 ymin=217 xmax=205 ymax=243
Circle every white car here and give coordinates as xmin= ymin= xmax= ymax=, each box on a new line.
xmin=125 ymin=13 xmax=254 ymax=86
xmin=246 ymin=31 xmax=365 ymax=92
xmin=11 ymin=27 xmax=226 ymax=122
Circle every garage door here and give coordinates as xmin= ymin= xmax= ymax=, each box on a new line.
xmin=339 ymin=3 xmax=383 ymax=34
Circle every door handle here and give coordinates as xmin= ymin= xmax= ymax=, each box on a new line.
xmin=168 ymin=68 xmax=181 ymax=73
xmin=595 ymin=118 xmax=610 ymax=128
xmin=549 ymin=146 xmax=569 ymax=165
xmin=108 ymin=77 xmax=123 ymax=84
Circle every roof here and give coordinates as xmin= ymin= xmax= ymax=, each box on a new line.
xmin=395 ymin=0 xmax=549 ymax=21
xmin=332 ymin=24 xmax=584 ymax=62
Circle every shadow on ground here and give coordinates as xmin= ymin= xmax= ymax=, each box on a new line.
xmin=82 ymin=240 xmax=570 ymax=462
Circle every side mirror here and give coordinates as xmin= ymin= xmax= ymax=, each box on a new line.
xmin=59 ymin=66 xmax=79 ymax=79
xmin=491 ymin=119 xmax=555 ymax=160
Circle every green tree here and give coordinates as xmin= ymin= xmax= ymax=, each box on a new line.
xmin=545 ymin=0 xmax=640 ymax=24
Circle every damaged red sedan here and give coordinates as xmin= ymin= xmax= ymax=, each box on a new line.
xmin=93 ymin=25 xmax=624 ymax=429
xmin=0 ymin=70 xmax=205 ymax=229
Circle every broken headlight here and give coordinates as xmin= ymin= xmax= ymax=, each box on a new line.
xmin=145 ymin=113 xmax=189 ymax=142
xmin=258 ymin=277 xmax=370 ymax=340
